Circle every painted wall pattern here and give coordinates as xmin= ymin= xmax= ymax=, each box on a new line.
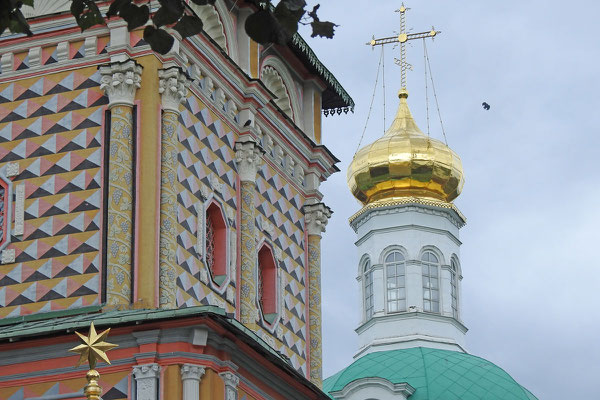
xmin=175 ymin=94 xmax=237 ymax=313
xmin=0 ymin=68 xmax=105 ymax=318
xmin=255 ymin=163 xmax=307 ymax=374
xmin=0 ymin=370 xmax=128 ymax=400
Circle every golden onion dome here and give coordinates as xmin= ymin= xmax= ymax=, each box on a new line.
xmin=347 ymin=90 xmax=464 ymax=205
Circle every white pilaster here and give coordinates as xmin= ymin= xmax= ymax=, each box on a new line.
xmin=133 ymin=363 xmax=160 ymax=400
xmin=219 ymin=371 xmax=240 ymax=400
xmin=181 ymin=364 xmax=205 ymax=400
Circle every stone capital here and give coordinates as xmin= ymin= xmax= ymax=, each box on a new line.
xmin=132 ymin=363 xmax=160 ymax=379
xmin=181 ymin=364 xmax=205 ymax=381
xmin=304 ymin=203 xmax=332 ymax=236
xmin=219 ymin=371 xmax=240 ymax=400
xmin=235 ymin=136 xmax=265 ymax=182
xmin=99 ymin=60 xmax=143 ymax=108
xmin=159 ymin=67 xmax=190 ymax=114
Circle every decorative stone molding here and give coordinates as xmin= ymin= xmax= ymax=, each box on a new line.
xmin=200 ymin=268 xmax=209 ymax=284
xmin=99 ymin=60 xmax=143 ymax=108
xmin=304 ymin=203 xmax=332 ymax=237
xmin=225 ymin=207 xmax=235 ymax=225
xmin=276 ymin=325 xmax=284 ymax=341
xmin=13 ymin=183 xmax=25 ymax=236
xmin=260 ymin=331 xmax=276 ymax=348
xmin=285 ymin=155 xmax=295 ymax=176
xmin=219 ymin=371 xmax=240 ymax=400
xmin=1 ymin=53 xmax=13 ymax=73
xmin=181 ymin=364 xmax=205 ymax=400
xmin=1 ymin=249 xmax=15 ymax=264
xmin=274 ymin=247 xmax=283 ymax=263
xmin=226 ymin=286 xmax=235 ymax=303
xmin=229 ymin=228 xmax=237 ymax=283
xmin=235 ymin=136 xmax=265 ymax=183
xmin=196 ymin=212 xmax=204 ymax=257
xmin=209 ymin=174 xmax=224 ymax=194
xmin=132 ymin=363 xmax=160 ymax=400
xmin=159 ymin=67 xmax=190 ymax=114
xmin=56 ymin=42 xmax=69 ymax=62
xmin=84 ymin=36 xmax=97 ymax=57
xmin=200 ymin=185 xmax=210 ymax=201
xmin=295 ymin=165 xmax=305 ymax=186
xmin=28 ymin=47 xmax=41 ymax=68
xmin=264 ymin=220 xmax=275 ymax=238
xmin=5 ymin=163 xmax=18 ymax=178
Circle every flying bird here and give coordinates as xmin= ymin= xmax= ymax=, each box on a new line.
xmin=482 ymin=102 xmax=490 ymax=110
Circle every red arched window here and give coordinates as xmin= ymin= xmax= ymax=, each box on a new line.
xmin=206 ymin=202 xmax=227 ymax=286
xmin=258 ymin=244 xmax=277 ymax=324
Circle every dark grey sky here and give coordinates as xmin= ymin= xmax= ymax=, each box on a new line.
xmin=302 ymin=1 xmax=600 ymax=399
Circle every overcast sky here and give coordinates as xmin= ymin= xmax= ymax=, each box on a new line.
xmin=301 ymin=1 xmax=600 ymax=399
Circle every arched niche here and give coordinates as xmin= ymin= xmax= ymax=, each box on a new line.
xmin=260 ymin=57 xmax=303 ymax=127
xmin=189 ymin=0 xmax=239 ymax=63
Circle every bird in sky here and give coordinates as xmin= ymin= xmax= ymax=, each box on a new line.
xmin=482 ymin=102 xmax=491 ymax=110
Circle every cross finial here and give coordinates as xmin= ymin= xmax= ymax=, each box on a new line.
xmin=367 ymin=3 xmax=440 ymax=95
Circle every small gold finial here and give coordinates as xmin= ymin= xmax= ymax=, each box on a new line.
xmin=398 ymin=88 xmax=409 ymax=98
xmin=69 ymin=322 xmax=118 ymax=400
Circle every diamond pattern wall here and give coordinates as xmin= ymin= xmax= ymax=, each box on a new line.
xmin=0 ymin=68 xmax=105 ymax=318
xmin=0 ymin=370 xmax=128 ymax=400
xmin=256 ymin=163 xmax=307 ymax=374
xmin=175 ymin=95 xmax=237 ymax=313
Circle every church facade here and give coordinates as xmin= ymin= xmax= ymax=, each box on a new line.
xmin=0 ymin=1 xmax=353 ymax=399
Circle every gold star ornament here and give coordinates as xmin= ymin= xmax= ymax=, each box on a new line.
xmin=69 ymin=322 xmax=118 ymax=370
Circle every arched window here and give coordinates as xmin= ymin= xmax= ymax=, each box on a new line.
xmin=451 ymin=258 xmax=459 ymax=318
xmin=385 ymin=251 xmax=406 ymax=313
xmin=206 ymin=202 xmax=227 ymax=285
xmin=258 ymin=244 xmax=278 ymax=324
xmin=421 ymin=251 xmax=440 ymax=313
xmin=363 ymin=260 xmax=374 ymax=319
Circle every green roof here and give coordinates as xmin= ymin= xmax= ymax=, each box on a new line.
xmin=323 ymin=347 xmax=538 ymax=400
xmin=290 ymin=33 xmax=354 ymax=114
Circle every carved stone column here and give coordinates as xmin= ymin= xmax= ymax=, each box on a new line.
xmin=219 ymin=371 xmax=240 ymax=400
xmin=304 ymin=202 xmax=332 ymax=387
xmin=100 ymin=60 xmax=142 ymax=306
xmin=157 ymin=67 xmax=189 ymax=309
xmin=132 ymin=363 xmax=160 ymax=400
xmin=235 ymin=136 xmax=264 ymax=328
xmin=181 ymin=364 xmax=205 ymax=400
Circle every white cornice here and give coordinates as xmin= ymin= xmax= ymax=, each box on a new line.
xmin=350 ymin=199 xmax=466 ymax=232
xmin=355 ymin=224 xmax=462 ymax=247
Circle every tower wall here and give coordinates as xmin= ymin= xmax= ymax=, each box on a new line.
xmin=351 ymin=202 xmax=467 ymax=357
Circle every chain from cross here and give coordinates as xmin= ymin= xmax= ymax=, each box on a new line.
xmin=366 ymin=3 xmax=440 ymax=92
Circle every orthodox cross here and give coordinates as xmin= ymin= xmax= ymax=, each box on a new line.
xmin=367 ymin=4 xmax=440 ymax=92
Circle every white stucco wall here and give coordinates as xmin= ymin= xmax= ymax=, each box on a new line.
xmin=351 ymin=203 xmax=467 ymax=356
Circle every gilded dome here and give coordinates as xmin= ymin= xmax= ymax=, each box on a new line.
xmin=347 ymin=91 xmax=464 ymax=205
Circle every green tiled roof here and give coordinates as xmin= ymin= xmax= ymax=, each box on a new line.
xmin=323 ymin=347 xmax=538 ymax=400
